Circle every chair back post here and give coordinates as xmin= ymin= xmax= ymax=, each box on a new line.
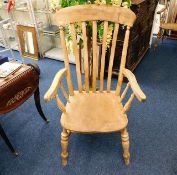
xmin=59 ymin=26 xmax=74 ymax=96
xmin=115 ymin=26 xmax=130 ymax=96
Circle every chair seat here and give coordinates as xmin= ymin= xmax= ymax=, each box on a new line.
xmin=61 ymin=91 xmax=128 ymax=133
xmin=160 ymin=23 xmax=177 ymax=31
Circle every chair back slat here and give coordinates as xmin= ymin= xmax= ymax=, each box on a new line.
xmin=59 ymin=28 xmax=74 ymax=96
xmin=82 ymin=22 xmax=90 ymax=93
xmin=107 ymin=23 xmax=119 ymax=92
xmin=56 ymin=5 xmax=136 ymax=95
xmin=116 ymin=27 xmax=130 ymax=96
xmin=70 ymin=23 xmax=83 ymax=93
xmin=92 ymin=21 xmax=97 ymax=92
xmin=100 ymin=21 xmax=108 ymax=92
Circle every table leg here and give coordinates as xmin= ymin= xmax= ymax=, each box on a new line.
xmin=34 ymin=87 xmax=49 ymax=123
xmin=0 ymin=123 xmax=18 ymax=155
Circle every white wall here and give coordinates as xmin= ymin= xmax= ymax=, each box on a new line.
xmin=152 ymin=3 xmax=166 ymax=35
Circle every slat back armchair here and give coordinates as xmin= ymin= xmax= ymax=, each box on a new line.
xmin=154 ymin=0 xmax=177 ymax=48
xmin=44 ymin=5 xmax=146 ymax=166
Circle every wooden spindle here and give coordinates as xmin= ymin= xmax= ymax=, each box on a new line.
xmin=61 ymin=82 xmax=70 ymax=102
xmin=100 ymin=21 xmax=108 ymax=92
xmin=116 ymin=26 xmax=130 ymax=96
xmin=70 ymin=23 xmax=83 ymax=93
xmin=55 ymin=94 xmax=66 ymax=113
xmin=107 ymin=23 xmax=119 ymax=92
xmin=120 ymin=82 xmax=130 ymax=101
xmin=92 ymin=21 xmax=97 ymax=92
xmin=82 ymin=22 xmax=89 ymax=92
xmin=59 ymin=26 xmax=74 ymax=96
xmin=123 ymin=93 xmax=135 ymax=113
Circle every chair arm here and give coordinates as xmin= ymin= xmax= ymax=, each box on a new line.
xmin=123 ymin=68 xmax=146 ymax=102
xmin=44 ymin=68 xmax=67 ymax=103
xmin=157 ymin=7 xmax=167 ymax=14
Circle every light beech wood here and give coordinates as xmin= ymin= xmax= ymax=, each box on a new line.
xmin=82 ymin=22 xmax=90 ymax=92
xmin=61 ymin=128 xmax=69 ymax=166
xmin=123 ymin=93 xmax=135 ymax=113
xmin=120 ymin=82 xmax=130 ymax=102
xmin=100 ymin=21 xmax=108 ymax=92
xmin=60 ymin=27 xmax=74 ymax=96
xmin=92 ymin=21 xmax=97 ymax=92
xmin=61 ymin=82 xmax=69 ymax=102
xmin=107 ymin=23 xmax=119 ymax=92
xmin=54 ymin=5 xmax=136 ymax=27
xmin=56 ymin=94 xmax=66 ymax=113
xmin=160 ymin=23 xmax=177 ymax=31
xmin=116 ymin=27 xmax=130 ymax=96
xmin=123 ymin=68 xmax=146 ymax=102
xmin=61 ymin=91 xmax=128 ymax=133
xmin=121 ymin=128 xmax=130 ymax=165
xmin=70 ymin=24 xmax=83 ymax=93
xmin=45 ymin=5 xmax=146 ymax=166
xmin=44 ymin=68 xmax=67 ymax=102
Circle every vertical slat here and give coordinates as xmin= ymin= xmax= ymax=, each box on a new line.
xmin=82 ymin=22 xmax=89 ymax=92
xmin=92 ymin=21 xmax=97 ymax=92
xmin=120 ymin=82 xmax=130 ymax=102
xmin=59 ymin=26 xmax=74 ymax=96
xmin=116 ymin=26 xmax=130 ymax=96
xmin=55 ymin=94 xmax=66 ymax=113
xmin=100 ymin=21 xmax=108 ymax=92
xmin=61 ymin=82 xmax=70 ymax=102
xmin=70 ymin=23 xmax=83 ymax=93
xmin=107 ymin=23 xmax=119 ymax=92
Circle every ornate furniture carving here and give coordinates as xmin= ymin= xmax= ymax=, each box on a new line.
xmin=154 ymin=0 xmax=177 ymax=48
xmin=44 ymin=5 xmax=146 ymax=166
xmin=105 ymin=0 xmax=158 ymax=74
xmin=0 ymin=63 xmax=48 ymax=155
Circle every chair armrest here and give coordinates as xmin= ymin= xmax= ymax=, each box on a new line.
xmin=44 ymin=68 xmax=67 ymax=103
xmin=157 ymin=7 xmax=167 ymax=14
xmin=123 ymin=68 xmax=146 ymax=102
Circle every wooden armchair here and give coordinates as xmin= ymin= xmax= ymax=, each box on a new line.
xmin=154 ymin=0 xmax=177 ymax=48
xmin=44 ymin=5 xmax=146 ymax=166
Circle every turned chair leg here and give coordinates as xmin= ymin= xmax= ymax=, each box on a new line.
xmin=61 ymin=128 xmax=70 ymax=166
xmin=34 ymin=87 xmax=49 ymax=123
xmin=0 ymin=123 xmax=18 ymax=156
xmin=121 ymin=128 xmax=130 ymax=165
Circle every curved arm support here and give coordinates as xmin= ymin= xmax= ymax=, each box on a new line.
xmin=123 ymin=68 xmax=146 ymax=102
xmin=44 ymin=68 xmax=67 ymax=103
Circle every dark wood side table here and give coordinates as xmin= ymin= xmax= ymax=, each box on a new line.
xmin=0 ymin=63 xmax=49 ymax=155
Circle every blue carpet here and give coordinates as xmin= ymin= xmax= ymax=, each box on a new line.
xmin=0 ymin=39 xmax=177 ymax=175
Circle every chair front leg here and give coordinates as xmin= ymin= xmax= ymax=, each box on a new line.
xmin=61 ymin=128 xmax=70 ymax=166
xmin=121 ymin=128 xmax=130 ymax=165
